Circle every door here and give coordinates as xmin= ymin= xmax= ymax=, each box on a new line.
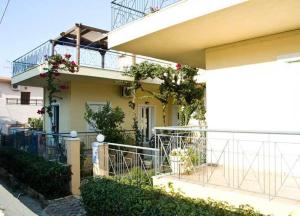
xmin=138 ymin=106 xmax=155 ymax=143
xmin=52 ymin=105 xmax=59 ymax=133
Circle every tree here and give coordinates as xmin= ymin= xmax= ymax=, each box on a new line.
xmin=84 ymin=102 xmax=127 ymax=143
xmin=38 ymin=54 xmax=78 ymax=133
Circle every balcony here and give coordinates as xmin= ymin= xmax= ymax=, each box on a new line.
xmin=12 ymin=40 xmax=171 ymax=77
xmin=108 ymin=0 xmax=300 ymax=68
xmin=6 ymin=98 xmax=43 ymax=106
xmin=12 ymin=24 xmax=172 ymax=85
xmin=111 ymin=0 xmax=182 ymax=30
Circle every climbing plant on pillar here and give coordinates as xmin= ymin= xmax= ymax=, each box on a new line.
xmin=125 ymin=62 xmax=206 ymax=127
xmin=173 ymin=64 xmax=206 ymax=126
xmin=38 ymin=54 xmax=78 ymax=133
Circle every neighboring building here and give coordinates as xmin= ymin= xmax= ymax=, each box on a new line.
xmin=11 ymin=24 xmax=176 ymax=141
xmin=0 ymin=76 xmax=43 ymax=134
xmin=108 ymin=0 xmax=300 ymax=132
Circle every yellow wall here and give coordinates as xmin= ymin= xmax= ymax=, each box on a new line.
xmin=41 ymin=77 xmax=169 ymax=133
xmin=205 ymin=29 xmax=300 ymax=69
xmin=44 ymin=85 xmax=71 ymax=133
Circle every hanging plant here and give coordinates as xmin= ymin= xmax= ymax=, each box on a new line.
xmin=38 ymin=54 xmax=78 ymax=132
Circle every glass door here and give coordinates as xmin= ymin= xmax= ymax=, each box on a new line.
xmin=138 ymin=105 xmax=155 ymax=143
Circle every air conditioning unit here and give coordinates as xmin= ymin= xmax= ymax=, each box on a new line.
xmin=11 ymin=84 xmax=20 ymax=91
xmin=121 ymin=86 xmax=134 ymax=97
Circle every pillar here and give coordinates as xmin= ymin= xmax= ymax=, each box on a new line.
xmin=65 ymin=136 xmax=81 ymax=195
xmin=93 ymin=134 xmax=109 ymax=177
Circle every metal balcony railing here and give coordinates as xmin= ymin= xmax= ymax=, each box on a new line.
xmin=154 ymin=127 xmax=300 ymax=201
xmin=111 ymin=0 xmax=182 ymax=29
xmin=12 ymin=40 xmax=172 ymax=77
xmin=6 ymin=98 xmax=43 ymax=106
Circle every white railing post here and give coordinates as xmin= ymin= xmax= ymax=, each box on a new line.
xmin=93 ymin=134 xmax=109 ymax=177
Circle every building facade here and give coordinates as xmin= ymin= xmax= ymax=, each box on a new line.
xmin=0 ymin=76 xmax=43 ymax=134
xmin=11 ymin=24 xmax=177 ymax=141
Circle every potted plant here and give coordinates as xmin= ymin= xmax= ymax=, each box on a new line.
xmin=169 ymin=148 xmax=188 ymax=174
xmin=169 ymin=147 xmax=200 ymax=174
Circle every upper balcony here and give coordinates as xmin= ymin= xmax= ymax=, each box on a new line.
xmin=12 ymin=24 xmax=172 ymax=86
xmin=108 ymin=0 xmax=300 ymax=68
xmin=111 ymin=0 xmax=181 ymax=30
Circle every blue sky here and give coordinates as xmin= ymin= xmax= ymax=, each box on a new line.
xmin=0 ymin=0 xmax=111 ymax=76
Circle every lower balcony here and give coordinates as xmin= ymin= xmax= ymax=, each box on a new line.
xmin=12 ymin=24 xmax=172 ymax=86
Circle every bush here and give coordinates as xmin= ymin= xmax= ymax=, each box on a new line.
xmin=81 ymin=177 xmax=262 ymax=216
xmin=0 ymin=147 xmax=71 ymax=199
xmin=84 ymin=102 xmax=129 ymax=143
xmin=28 ymin=117 xmax=43 ymax=131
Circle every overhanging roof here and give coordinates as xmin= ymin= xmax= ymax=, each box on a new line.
xmin=108 ymin=0 xmax=300 ymax=68
xmin=54 ymin=23 xmax=108 ymax=49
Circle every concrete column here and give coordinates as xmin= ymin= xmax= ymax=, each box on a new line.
xmin=65 ymin=136 xmax=81 ymax=195
xmin=93 ymin=142 xmax=109 ymax=177
xmin=92 ymin=134 xmax=109 ymax=177
xmin=98 ymin=143 xmax=109 ymax=176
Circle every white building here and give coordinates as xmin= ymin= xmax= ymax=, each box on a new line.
xmin=0 ymin=76 xmax=43 ymax=134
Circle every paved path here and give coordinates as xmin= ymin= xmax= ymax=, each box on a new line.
xmin=0 ymin=178 xmax=85 ymax=216
xmin=42 ymin=196 xmax=85 ymax=216
xmin=0 ymin=183 xmax=37 ymax=216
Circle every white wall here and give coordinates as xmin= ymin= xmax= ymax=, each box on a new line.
xmin=0 ymin=81 xmax=43 ymax=133
xmin=196 ymin=61 xmax=300 ymax=176
xmin=198 ymin=61 xmax=300 ymax=132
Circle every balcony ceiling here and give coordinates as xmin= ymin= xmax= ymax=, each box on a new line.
xmin=108 ymin=0 xmax=300 ymax=68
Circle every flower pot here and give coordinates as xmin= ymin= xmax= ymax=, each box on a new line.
xmin=170 ymin=156 xmax=186 ymax=174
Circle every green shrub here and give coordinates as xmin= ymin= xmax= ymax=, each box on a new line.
xmin=0 ymin=147 xmax=71 ymax=199
xmin=28 ymin=117 xmax=43 ymax=131
xmin=84 ymin=102 xmax=128 ymax=143
xmin=81 ymin=177 xmax=263 ymax=216
xmin=119 ymin=167 xmax=154 ymax=186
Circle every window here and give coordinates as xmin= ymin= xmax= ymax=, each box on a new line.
xmin=86 ymin=102 xmax=106 ymax=132
xmin=20 ymin=92 xmax=30 ymax=105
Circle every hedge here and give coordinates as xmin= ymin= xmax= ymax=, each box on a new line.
xmin=0 ymin=147 xmax=71 ymax=199
xmin=80 ymin=177 xmax=263 ymax=216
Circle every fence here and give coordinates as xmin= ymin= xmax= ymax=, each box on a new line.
xmin=97 ymin=142 xmax=159 ymax=183
xmin=0 ymin=130 xmax=68 ymax=163
xmin=6 ymin=98 xmax=43 ymax=106
xmin=154 ymin=127 xmax=300 ymax=201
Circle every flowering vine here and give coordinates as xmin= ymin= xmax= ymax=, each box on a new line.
xmin=38 ymin=54 xmax=78 ymax=132
xmin=125 ymin=62 xmax=205 ymax=127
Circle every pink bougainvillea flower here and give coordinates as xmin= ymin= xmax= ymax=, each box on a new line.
xmin=64 ymin=54 xmax=71 ymax=59
xmin=37 ymin=107 xmax=45 ymax=115
xmin=176 ymin=63 xmax=182 ymax=70
xmin=39 ymin=73 xmax=47 ymax=78
xmin=71 ymin=61 xmax=76 ymax=65
xmin=59 ymin=84 xmax=69 ymax=90
xmin=52 ymin=63 xmax=59 ymax=69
